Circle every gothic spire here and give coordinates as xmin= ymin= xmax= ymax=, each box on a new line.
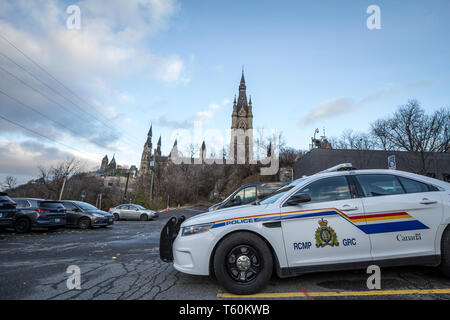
xmin=240 ymin=67 xmax=246 ymax=89
xmin=146 ymin=124 xmax=153 ymax=146
xmin=237 ymin=69 xmax=248 ymax=112
xmin=148 ymin=124 xmax=152 ymax=137
xmin=156 ymin=135 xmax=161 ymax=156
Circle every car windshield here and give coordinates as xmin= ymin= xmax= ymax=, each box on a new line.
xmin=258 ymin=178 xmax=308 ymax=205
xmin=75 ymin=202 xmax=98 ymax=211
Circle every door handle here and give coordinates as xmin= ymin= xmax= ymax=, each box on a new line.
xmin=340 ymin=205 xmax=358 ymax=211
xmin=420 ymin=198 xmax=438 ymax=205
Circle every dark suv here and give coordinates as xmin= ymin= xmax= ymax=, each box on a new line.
xmin=12 ymin=198 xmax=67 ymax=233
xmin=0 ymin=193 xmax=16 ymax=229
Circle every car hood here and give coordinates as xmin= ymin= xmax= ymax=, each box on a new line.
xmin=181 ymin=203 xmax=270 ymax=227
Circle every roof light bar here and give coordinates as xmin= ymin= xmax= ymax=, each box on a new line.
xmin=317 ymin=163 xmax=354 ymax=174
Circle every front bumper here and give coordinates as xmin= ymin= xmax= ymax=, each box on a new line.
xmin=172 ymin=231 xmax=214 ymax=276
xmin=91 ymin=216 xmax=114 ymax=226
xmin=159 ymin=216 xmax=185 ymax=262
xmin=159 ymin=215 xmax=213 ymax=276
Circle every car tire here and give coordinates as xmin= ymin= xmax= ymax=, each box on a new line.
xmin=14 ymin=218 xmax=31 ymax=233
xmin=439 ymin=227 xmax=450 ymax=277
xmin=213 ymin=232 xmax=273 ymax=295
xmin=140 ymin=214 xmax=148 ymax=221
xmin=78 ymin=217 xmax=91 ymax=230
xmin=113 ymin=213 xmax=120 ymax=221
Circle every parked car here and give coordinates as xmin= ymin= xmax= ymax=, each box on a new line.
xmin=208 ymin=182 xmax=288 ymax=211
xmin=59 ymin=200 xmax=114 ymax=229
xmin=161 ymin=164 xmax=450 ymax=295
xmin=0 ymin=193 xmax=16 ymax=229
xmin=109 ymin=204 xmax=158 ymax=221
xmin=12 ymin=198 xmax=67 ymax=233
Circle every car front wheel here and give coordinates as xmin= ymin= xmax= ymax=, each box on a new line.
xmin=78 ymin=217 xmax=91 ymax=230
xmin=14 ymin=218 xmax=31 ymax=233
xmin=140 ymin=214 xmax=148 ymax=221
xmin=113 ymin=213 xmax=120 ymax=221
xmin=213 ymin=232 xmax=273 ymax=295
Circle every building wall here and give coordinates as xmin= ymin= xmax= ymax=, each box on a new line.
xmin=293 ymin=148 xmax=450 ymax=182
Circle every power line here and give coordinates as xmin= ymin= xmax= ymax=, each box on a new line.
xmin=0 ymin=113 xmax=100 ymax=161
xmin=0 ymin=85 xmax=113 ymax=150
xmin=0 ymin=64 xmax=145 ymax=151
xmin=0 ymin=33 xmax=145 ymax=149
xmin=0 ymin=49 xmax=143 ymax=150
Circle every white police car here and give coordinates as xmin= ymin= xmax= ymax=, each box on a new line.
xmin=160 ymin=164 xmax=450 ymax=295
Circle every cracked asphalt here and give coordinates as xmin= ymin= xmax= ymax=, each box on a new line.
xmin=0 ymin=206 xmax=449 ymax=300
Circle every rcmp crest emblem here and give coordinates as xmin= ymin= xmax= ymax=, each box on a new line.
xmin=315 ymin=218 xmax=339 ymax=248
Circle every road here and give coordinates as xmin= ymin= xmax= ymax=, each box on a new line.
xmin=0 ymin=206 xmax=449 ymax=300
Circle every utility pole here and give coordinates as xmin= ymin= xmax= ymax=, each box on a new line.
xmin=123 ymin=170 xmax=131 ymax=204
xmin=149 ymin=160 xmax=155 ymax=202
xmin=98 ymin=193 xmax=102 ymax=210
xmin=59 ymin=176 xmax=67 ymax=200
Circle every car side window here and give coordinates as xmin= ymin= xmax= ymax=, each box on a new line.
xmin=15 ymin=200 xmax=30 ymax=208
xmin=243 ymin=187 xmax=257 ymax=204
xmin=62 ymin=202 xmax=77 ymax=210
xmin=295 ymin=176 xmax=351 ymax=203
xmin=233 ymin=189 xmax=245 ymax=201
xmin=397 ymin=176 xmax=431 ymax=194
xmin=355 ymin=174 xmax=405 ymax=197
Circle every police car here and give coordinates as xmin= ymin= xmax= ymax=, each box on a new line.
xmin=160 ymin=164 xmax=450 ymax=295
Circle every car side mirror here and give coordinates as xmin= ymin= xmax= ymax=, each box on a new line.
xmin=285 ymin=193 xmax=311 ymax=206
xmin=230 ymin=196 xmax=242 ymax=206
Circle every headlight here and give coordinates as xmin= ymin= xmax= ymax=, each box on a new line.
xmin=92 ymin=213 xmax=104 ymax=218
xmin=181 ymin=223 xmax=213 ymax=236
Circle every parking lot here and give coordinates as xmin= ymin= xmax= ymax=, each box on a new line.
xmin=1 ymin=206 xmax=450 ymax=300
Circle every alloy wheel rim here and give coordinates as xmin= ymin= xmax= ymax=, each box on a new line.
xmin=226 ymin=245 xmax=261 ymax=283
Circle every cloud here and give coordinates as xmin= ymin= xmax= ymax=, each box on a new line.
xmin=195 ymin=110 xmax=213 ymax=120
xmin=154 ymin=98 xmax=232 ymax=130
xmin=0 ymin=0 xmax=186 ymax=149
xmin=299 ymin=98 xmax=356 ymax=125
xmin=153 ymin=115 xmax=193 ymax=129
xmin=0 ymin=138 xmax=99 ymax=184
xmin=195 ymin=98 xmax=231 ymax=123
xmin=299 ymin=81 xmax=436 ymax=125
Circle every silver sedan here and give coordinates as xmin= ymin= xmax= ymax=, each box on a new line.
xmin=109 ymin=204 xmax=158 ymax=221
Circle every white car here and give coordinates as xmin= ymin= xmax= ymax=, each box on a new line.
xmin=109 ymin=204 xmax=158 ymax=221
xmin=160 ymin=165 xmax=450 ymax=295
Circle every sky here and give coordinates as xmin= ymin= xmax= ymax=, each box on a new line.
xmin=0 ymin=0 xmax=449 ymax=185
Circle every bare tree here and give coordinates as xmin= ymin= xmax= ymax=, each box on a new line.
xmin=2 ymin=176 xmax=17 ymax=191
xmin=371 ymin=100 xmax=450 ymax=173
xmin=331 ymin=129 xmax=375 ymax=150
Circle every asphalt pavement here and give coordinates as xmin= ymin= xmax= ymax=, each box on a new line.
xmin=0 ymin=206 xmax=449 ymax=300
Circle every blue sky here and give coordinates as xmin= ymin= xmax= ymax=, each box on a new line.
xmin=0 ymin=0 xmax=449 ymax=184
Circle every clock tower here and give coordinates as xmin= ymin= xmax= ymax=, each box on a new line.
xmin=230 ymin=69 xmax=253 ymax=163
